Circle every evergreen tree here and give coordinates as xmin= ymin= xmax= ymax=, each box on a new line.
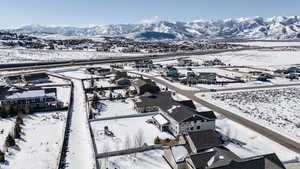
xmin=14 ymin=122 xmax=22 ymax=139
xmin=0 ymin=149 xmax=5 ymax=163
xmin=154 ymin=136 xmax=160 ymax=144
xmin=16 ymin=114 xmax=24 ymax=125
xmin=5 ymin=133 xmax=15 ymax=147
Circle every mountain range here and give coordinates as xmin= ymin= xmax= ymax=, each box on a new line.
xmin=10 ymin=16 xmax=300 ymax=40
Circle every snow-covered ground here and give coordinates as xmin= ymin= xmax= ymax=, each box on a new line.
xmin=0 ymin=118 xmax=15 ymax=152
xmin=217 ymin=118 xmax=300 ymax=163
xmin=232 ymin=41 xmax=300 ymax=47
xmin=187 ymin=49 xmax=300 ymax=67
xmin=94 ymin=99 xmax=137 ymax=118
xmin=0 ymin=111 xmax=66 ymax=169
xmin=0 ymin=49 xmax=150 ymax=64
xmin=59 ymin=70 xmax=100 ymax=79
xmin=99 ymin=149 xmax=171 ymax=169
xmin=56 ymin=86 xmax=71 ymax=106
xmin=65 ymin=80 xmax=95 ymax=169
xmin=198 ymin=87 xmax=300 ymax=142
xmin=90 ymin=115 xmax=173 ymax=153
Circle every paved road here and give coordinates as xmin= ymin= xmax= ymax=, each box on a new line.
xmin=137 ymin=73 xmax=300 ymax=155
xmin=0 ymin=47 xmax=262 ymax=71
xmin=208 ymin=82 xmax=300 ymax=92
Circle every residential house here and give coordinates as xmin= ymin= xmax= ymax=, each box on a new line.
xmin=114 ymin=71 xmax=128 ymax=80
xmin=115 ymin=78 xmax=131 ymax=86
xmin=182 ymin=72 xmax=217 ymax=84
xmin=85 ymin=67 xmax=112 ymax=76
xmin=4 ymin=75 xmax=23 ymax=84
xmin=257 ymin=73 xmax=274 ymax=82
xmin=23 ymin=73 xmax=50 ymax=83
xmin=178 ymin=58 xmax=193 ymax=67
xmin=0 ymin=87 xmax=58 ymax=109
xmin=286 ymin=73 xmax=299 ymax=80
xmin=134 ymin=92 xmax=217 ymax=136
xmin=94 ymin=67 xmax=112 ymax=76
xmin=165 ymin=145 xmax=286 ymax=169
xmin=164 ymin=145 xmax=189 ymax=169
xmin=184 ymin=130 xmax=223 ymax=153
xmin=185 ymin=147 xmax=285 ymax=169
xmin=132 ymin=79 xmax=160 ymax=95
xmin=203 ymin=59 xmax=225 ymax=66
xmin=133 ymin=60 xmax=154 ymax=68
xmin=164 ymin=67 xmax=179 ymax=77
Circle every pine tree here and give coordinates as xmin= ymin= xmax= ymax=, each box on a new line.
xmin=16 ymin=114 xmax=24 ymax=125
xmin=0 ymin=149 xmax=5 ymax=163
xmin=5 ymin=134 xmax=15 ymax=147
xmin=154 ymin=136 xmax=160 ymax=144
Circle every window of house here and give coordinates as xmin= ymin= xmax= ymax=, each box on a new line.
xmin=197 ymin=126 xmax=200 ymax=130
xmin=190 ymin=127 xmax=194 ymax=131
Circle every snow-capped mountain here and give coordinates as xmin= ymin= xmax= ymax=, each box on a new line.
xmin=12 ymin=16 xmax=300 ymax=40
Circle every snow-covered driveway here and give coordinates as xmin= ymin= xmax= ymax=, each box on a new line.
xmin=65 ymin=80 xmax=95 ymax=169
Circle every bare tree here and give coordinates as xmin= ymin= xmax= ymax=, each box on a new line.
xmin=134 ymin=129 xmax=145 ymax=148
xmin=102 ymin=142 xmax=110 ymax=169
xmin=124 ymin=134 xmax=131 ymax=150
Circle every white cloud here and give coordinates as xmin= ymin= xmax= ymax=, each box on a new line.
xmin=141 ymin=16 xmax=161 ymax=24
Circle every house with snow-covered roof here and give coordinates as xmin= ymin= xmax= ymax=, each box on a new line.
xmin=0 ymin=86 xmax=58 ymax=109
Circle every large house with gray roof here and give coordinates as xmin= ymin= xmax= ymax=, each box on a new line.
xmin=132 ymin=78 xmax=160 ymax=95
xmin=134 ymin=92 xmax=217 ymax=136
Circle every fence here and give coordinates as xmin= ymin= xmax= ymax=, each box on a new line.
xmin=55 ymin=80 xmax=74 ymax=169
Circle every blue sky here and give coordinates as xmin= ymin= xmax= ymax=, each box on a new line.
xmin=1 ymin=0 xmax=300 ymax=28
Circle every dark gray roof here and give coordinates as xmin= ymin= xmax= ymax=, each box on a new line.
xmin=187 ymin=130 xmax=223 ymax=152
xmin=188 ymin=146 xmax=285 ymax=169
xmin=136 ymin=92 xmax=216 ymax=123
xmin=23 ymin=73 xmax=49 ymax=81
xmin=188 ymin=146 xmax=240 ymax=169
xmin=5 ymin=75 xmax=22 ymax=81
xmin=177 ymin=100 xmax=196 ymax=109
xmin=133 ymin=78 xmax=157 ymax=88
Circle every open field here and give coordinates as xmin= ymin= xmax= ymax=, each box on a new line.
xmin=90 ymin=115 xmax=173 ymax=153
xmin=0 ymin=111 xmax=66 ymax=169
xmin=99 ymin=149 xmax=171 ymax=169
xmin=198 ymin=87 xmax=300 ymax=142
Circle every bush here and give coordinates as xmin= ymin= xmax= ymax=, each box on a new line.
xmin=5 ymin=134 xmax=15 ymax=147
xmin=0 ymin=150 xmax=4 ymax=163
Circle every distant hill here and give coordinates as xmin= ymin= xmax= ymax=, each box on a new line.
xmin=9 ymin=16 xmax=300 ymax=40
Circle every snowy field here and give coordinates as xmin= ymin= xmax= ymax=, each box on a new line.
xmin=94 ymin=99 xmax=137 ymax=118
xmin=187 ymin=49 xmax=300 ymax=67
xmin=0 ymin=49 xmax=149 ymax=64
xmin=198 ymin=87 xmax=300 ymax=142
xmin=99 ymin=149 xmax=171 ymax=169
xmin=232 ymin=41 xmax=300 ymax=47
xmin=0 ymin=111 xmax=66 ymax=169
xmin=0 ymin=118 xmax=15 ymax=152
xmin=59 ymin=70 xmax=100 ymax=79
xmin=90 ymin=115 xmax=173 ymax=153
xmin=216 ymin=118 xmax=300 ymax=163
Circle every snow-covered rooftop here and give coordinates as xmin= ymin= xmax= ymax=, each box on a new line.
xmin=171 ymin=145 xmax=189 ymax=163
xmin=153 ymin=114 xmax=169 ymax=125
